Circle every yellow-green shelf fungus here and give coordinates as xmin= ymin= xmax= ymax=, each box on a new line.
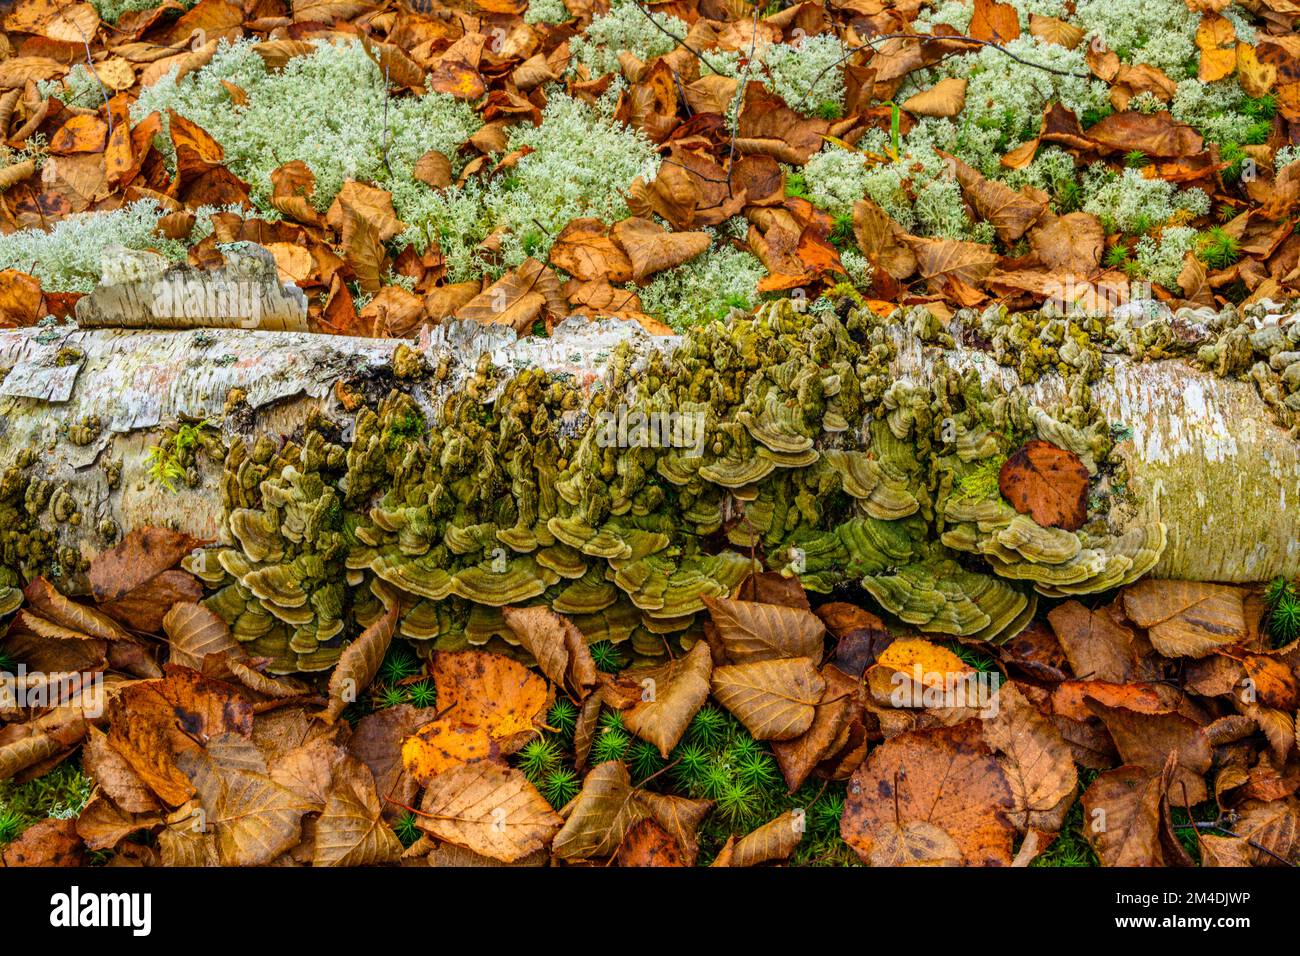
xmin=182 ymin=296 xmax=1190 ymax=671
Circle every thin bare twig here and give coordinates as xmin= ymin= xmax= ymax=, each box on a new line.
xmin=58 ymin=0 xmax=114 ymax=139
xmin=725 ymin=1 xmax=762 ymax=197
xmin=1176 ymin=818 xmax=1297 ymax=867
xmin=626 ymin=0 xmax=728 ymax=76
xmin=797 ymin=31 xmax=1090 ymax=109
xmin=380 ymin=60 xmax=393 ymax=179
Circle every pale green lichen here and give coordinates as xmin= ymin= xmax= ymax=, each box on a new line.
xmin=1073 ymin=0 xmax=1199 ymax=78
xmin=1082 ymin=166 xmax=1210 ymax=235
xmin=1133 ymin=225 xmax=1198 ymax=291
xmin=0 ymin=200 xmax=188 ymax=293
xmin=633 ymin=243 xmax=767 ymax=331
xmin=90 ymin=0 xmax=196 ymax=23
xmin=569 ymin=1 xmax=686 ymax=77
xmin=760 ymin=33 xmax=849 ymax=112
xmin=524 ymin=0 xmax=571 ymax=24
xmin=133 ymin=39 xmax=481 ymax=216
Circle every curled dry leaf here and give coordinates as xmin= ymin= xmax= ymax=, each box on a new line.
xmin=501 ymin=604 xmax=598 ymax=699
xmin=322 ymin=604 xmax=397 ymax=723
xmin=552 ymin=761 xmax=643 ymax=861
xmin=771 ymin=669 xmax=852 ymax=791
xmin=83 ymin=725 xmax=159 ymax=814
xmin=620 ymin=640 xmax=712 ymax=757
xmin=729 ymin=810 xmax=804 ymax=866
xmin=1029 ymin=14 xmax=1084 ymax=49
xmin=23 ymin=577 xmax=132 ymax=642
xmin=901 ymin=77 xmax=967 ymax=117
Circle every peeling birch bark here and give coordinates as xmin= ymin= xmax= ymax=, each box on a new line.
xmin=0 ymin=315 xmax=1295 ymax=585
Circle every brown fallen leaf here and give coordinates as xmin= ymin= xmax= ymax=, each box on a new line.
xmin=867 ymin=821 xmax=963 ymax=866
xmin=968 ymin=0 xmax=1020 ymax=43
xmin=416 ymin=761 xmax=561 ymax=863
xmin=1029 ymin=14 xmax=1084 ymax=49
xmin=322 ymin=604 xmax=398 ymax=723
xmin=841 ymin=720 xmax=1016 ymax=866
xmin=711 ymin=658 xmax=825 ymax=741
xmin=627 ymin=788 xmax=713 ymax=866
xmin=771 ymin=668 xmax=853 ymax=791
xmin=501 ymin=604 xmax=598 ymax=699
xmin=552 ymin=760 xmax=644 ymax=861
xmin=942 ymin=152 xmax=1046 ymax=243
xmin=346 ymin=703 xmax=440 ymax=822
xmin=1086 ymin=111 xmax=1203 ymax=158
xmin=1047 ymin=599 xmax=1144 ymax=682
xmin=1 ymin=817 xmax=84 ymax=867
xmin=549 ymin=218 xmax=634 ymax=283
xmin=1085 ymin=697 xmax=1213 ymax=803
xmin=852 ymin=197 xmax=917 ymax=280
xmin=164 ymin=601 xmax=240 ymax=670
xmin=1081 ymin=756 xmax=1190 ymax=866
xmin=702 ymin=596 xmax=826 ymax=664
xmin=178 ymin=744 xmax=312 ymax=867
xmin=1028 ymin=211 xmax=1104 ymax=274
xmin=99 ymin=569 xmax=204 ymax=633
xmin=616 ymin=817 xmax=685 ymax=867
xmin=906 ymin=236 xmax=999 ymax=290
xmin=982 ymin=681 xmax=1077 ymax=832
xmin=611 ymin=217 xmax=710 ymax=282
xmin=901 ymin=78 xmax=967 ymax=117
xmin=107 ymin=667 xmax=253 ymax=806
xmin=620 ymin=641 xmax=712 ymax=757
xmin=23 ymin=577 xmax=132 ymax=642
xmin=75 ymin=792 xmax=163 ymax=851
xmin=729 ymin=810 xmax=804 ymax=866
xmin=998 ymin=439 xmax=1090 ymax=531
xmin=83 ymin=725 xmax=159 ymax=814
xmin=312 ymin=756 xmax=403 ymax=867
xmin=1121 ymin=580 xmax=1246 ymax=658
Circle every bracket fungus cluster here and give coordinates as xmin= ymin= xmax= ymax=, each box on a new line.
xmin=176 ymin=297 xmax=1169 ymax=673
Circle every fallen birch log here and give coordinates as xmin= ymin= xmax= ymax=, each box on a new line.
xmin=0 ymin=299 xmax=1295 ymax=666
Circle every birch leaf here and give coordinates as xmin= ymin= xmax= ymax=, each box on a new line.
xmin=416 ymin=762 xmax=561 ymax=863
xmin=312 ymin=757 xmax=402 ymax=867
xmin=322 ymin=604 xmax=398 ymax=723
xmin=702 ymin=596 xmax=826 ymax=664
xmin=711 ymin=658 xmax=825 ymax=740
